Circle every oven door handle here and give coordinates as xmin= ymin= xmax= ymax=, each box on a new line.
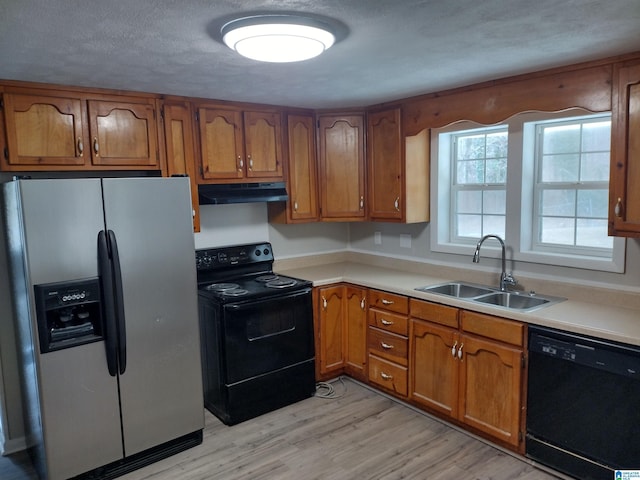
xmin=224 ymin=288 xmax=312 ymax=310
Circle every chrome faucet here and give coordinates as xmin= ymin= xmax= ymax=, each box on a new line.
xmin=472 ymin=234 xmax=517 ymax=292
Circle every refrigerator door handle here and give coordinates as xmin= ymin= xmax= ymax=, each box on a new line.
xmin=98 ymin=230 xmax=118 ymax=377
xmin=108 ymin=230 xmax=127 ymax=375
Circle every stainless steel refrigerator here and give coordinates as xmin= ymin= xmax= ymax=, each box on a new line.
xmin=2 ymin=177 xmax=203 ymax=480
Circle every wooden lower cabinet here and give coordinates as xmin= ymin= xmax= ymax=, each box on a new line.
xmin=368 ymin=354 xmax=408 ymax=397
xmin=409 ymin=299 xmax=526 ymax=452
xmin=314 ymin=284 xmax=367 ymax=381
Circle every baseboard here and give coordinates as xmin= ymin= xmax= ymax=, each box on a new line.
xmin=1 ymin=434 xmax=28 ymax=456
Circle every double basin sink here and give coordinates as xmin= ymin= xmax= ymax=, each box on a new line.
xmin=415 ymin=281 xmax=565 ymax=312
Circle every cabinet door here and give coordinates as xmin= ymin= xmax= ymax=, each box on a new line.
xmin=610 ymin=61 xmax=640 ymax=236
xmin=197 ymin=107 xmax=244 ymax=180
xmin=243 ymin=111 xmax=283 ymax=179
xmin=3 ymin=93 xmax=86 ymax=168
xmin=458 ymin=333 xmax=523 ymax=448
xmin=287 ymin=113 xmax=319 ymax=221
xmin=315 ymin=285 xmax=345 ymax=378
xmin=318 ymin=114 xmax=366 ymax=220
xmin=344 ymin=285 xmax=367 ymax=381
xmin=410 ymin=318 xmax=459 ymax=418
xmin=162 ymin=101 xmax=199 ymax=232
xmin=87 ymin=100 xmax=159 ymax=168
xmin=368 ymin=108 xmax=403 ymax=221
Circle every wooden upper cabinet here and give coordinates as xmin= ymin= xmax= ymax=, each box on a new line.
xmin=161 ymin=100 xmax=200 ymax=232
xmin=87 ymin=99 xmax=159 ymax=167
xmin=368 ymin=108 xmax=403 ymax=221
xmin=367 ymin=107 xmax=429 ymax=223
xmin=609 ymin=60 xmax=640 ymax=237
xmin=3 ymin=93 xmax=86 ymax=167
xmin=317 ymin=114 xmax=366 ymax=221
xmin=243 ymin=111 xmax=283 ymax=178
xmin=1 ymin=90 xmax=160 ymax=171
xmin=196 ymin=105 xmax=283 ymax=182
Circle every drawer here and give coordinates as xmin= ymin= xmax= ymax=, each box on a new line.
xmin=368 ymin=354 xmax=408 ymax=397
xmin=460 ymin=310 xmax=524 ymax=347
xmin=368 ymin=309 xmax=408 ymax=335
xmin=368 ymin=326 xmax=408 ymax=365
xmin=368 ymin=289 xmax=409 ymax=315
xmin=410 ymin=298 xmax=458 ymax=328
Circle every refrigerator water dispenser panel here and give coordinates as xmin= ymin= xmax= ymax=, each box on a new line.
xmin=34 ymin=278 xmax=103 ymax=353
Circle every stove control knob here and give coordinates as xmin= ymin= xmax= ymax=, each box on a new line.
xmin=263 ymin=248 xmax=270 ymax=256
xmin=255 ymin=249 xmax=261 ymax=256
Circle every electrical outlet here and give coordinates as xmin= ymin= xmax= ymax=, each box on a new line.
xmin=374 ymin=232 xmax=382 ymax=245
xmin=400 ymin=234 xmax=411 ymax=248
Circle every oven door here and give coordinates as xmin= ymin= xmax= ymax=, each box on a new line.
xmin=221 ymin=288 xmax=314 ymax=384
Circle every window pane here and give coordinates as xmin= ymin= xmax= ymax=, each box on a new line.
xmin=540 ymin=217 xmax=575 ymax=245
xmin=457 ymin=160 xmax=484 ymax=184
xmin=543 ymin=124 xmax=580 ymax=154
xmin=458 ymin=135 xmax=486 ymax=160
xmin=576 ymin=219 xmax=613 ymax=248
xmin=577 ymin=190 xmax=608 ymax=218
xmin=483 ymin=215 xmax=505 ymax=238
xmin=457 ymin=190 xmax=482 ymax=214
xmin=457 ymin=214 xmax=481 ymax=237
xmin=485 ymin=158 xmax=507 ymax=183
xmin=582 ymin=121 xmax=611 ymax=151
xmin=541 ymin=190 xmax=575 ymax=216
xmin=541 ymin=154 xmax=580 ymax=182
xmin=580 ymin=152 xmax=610 ymax=181
xmin=483 ymin=190 xmax=506 ymax=214
xmin=486 ymin=132 xmax=508 ymax=158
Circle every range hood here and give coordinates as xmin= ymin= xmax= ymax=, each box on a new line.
xmin=198 ymin=182 xmax=288 ymax=205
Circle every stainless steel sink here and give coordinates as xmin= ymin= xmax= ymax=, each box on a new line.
xmin=416 ymin=282 xmax=494 ymax=298
xmin=415 ymin=281 xmax=565 ymax=312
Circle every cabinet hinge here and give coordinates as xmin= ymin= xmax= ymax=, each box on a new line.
xmin=3 ymin=147 xmax=8 ymax=160
xmin=521 ymin=354 xmax=526 ymax=369
xmin=160 ymin=106 xmax=165 ymax=121
xmin=195 ymin=110 xmax=199 ymax=122
xmin=0 ymin=97 xmax=4 ymax=109
xmin=518 ymin=431 xmax=524 ymax=442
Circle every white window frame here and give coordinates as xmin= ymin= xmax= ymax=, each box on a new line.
xmin=431 ymin=109 xmax=626 ymax=273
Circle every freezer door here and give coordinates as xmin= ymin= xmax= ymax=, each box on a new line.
xmin=11 ymin=179 xmax=123 ymax=479
xmin=102 ymin=177 xmax=203 ymax=457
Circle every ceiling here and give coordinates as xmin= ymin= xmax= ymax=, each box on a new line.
xmin=1 ymin=1 xmax=639 ymax=109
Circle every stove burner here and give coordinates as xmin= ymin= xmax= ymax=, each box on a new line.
xmin=265 ymin=278 xmax=298 ymax=289
xmin=221 ymin=288 xmax=249 ymax=297
xmin=205 ymin=283 xmax=240 ymax=291
xmin=255 ymin=274 xmax=279 ymax=283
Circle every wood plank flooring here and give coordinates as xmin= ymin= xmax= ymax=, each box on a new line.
xmin=0 ymin=378 xmax=560 ymax=480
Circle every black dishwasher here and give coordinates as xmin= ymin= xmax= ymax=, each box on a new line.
xmin=526 ymin=325 xmax=640 ymax=479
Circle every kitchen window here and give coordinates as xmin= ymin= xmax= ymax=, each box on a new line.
xmin=431 ymin=110 xmax=625 ymax=272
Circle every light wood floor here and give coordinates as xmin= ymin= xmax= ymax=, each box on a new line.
xmin=1 ymin=378 xmax=559 ymax=480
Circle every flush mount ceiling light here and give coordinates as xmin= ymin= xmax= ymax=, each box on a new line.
xmin=221 ymin=14 xmax=337 ymax=63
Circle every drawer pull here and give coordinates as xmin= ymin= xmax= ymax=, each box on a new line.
xmin=457 ymin=343 xmax=464 ymax=360
xmin=381 ymin=319 xmax=394 ymax=326
xmin=381 ymin=342 xmax=394 ymax=350
xmin=451 ymin=341 xmax=458 ymax=358
xmin=381 ymin=299 xmax=394 ymax=305
xmin=380 ymin=372 xmax=393 ymax=380
xmin=615 ymin=197 xmax=623 ymax=218
xmin=322 ymin=296 xmax=327 ymax=309
xmin=361 ymin=298 xmax=366 ymax=309
xmin=93 ymin=137 xmax=99 ymax=155
xmin=77 ymin=137 xmax=84 ymax=156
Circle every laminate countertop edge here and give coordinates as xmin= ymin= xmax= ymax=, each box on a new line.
xmin=275 ymin=260 xmax=640 ymax=347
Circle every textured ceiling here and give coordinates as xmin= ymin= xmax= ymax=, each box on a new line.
xmin=1 ymin=1 xmax=639 ymax=109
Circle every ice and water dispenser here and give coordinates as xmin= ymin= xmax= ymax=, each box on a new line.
xmin=34 ymin=278 xmax=104 ymax=353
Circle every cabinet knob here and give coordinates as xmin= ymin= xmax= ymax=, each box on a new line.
xmin=93 ymin=137 xmax=99 ymax=155
xmin=380 ymin=372 xmax=393 ymax=381
xmin=394 ymin=197 xmax=400 ymax=212
xmin=77 ymin=138 xmax=84 ymax=156
xmin=615 ymin=197 xmax=623 ymax=218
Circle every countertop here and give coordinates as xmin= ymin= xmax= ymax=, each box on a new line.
xmin=276 ymin=257 xmax=640 ymax=347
